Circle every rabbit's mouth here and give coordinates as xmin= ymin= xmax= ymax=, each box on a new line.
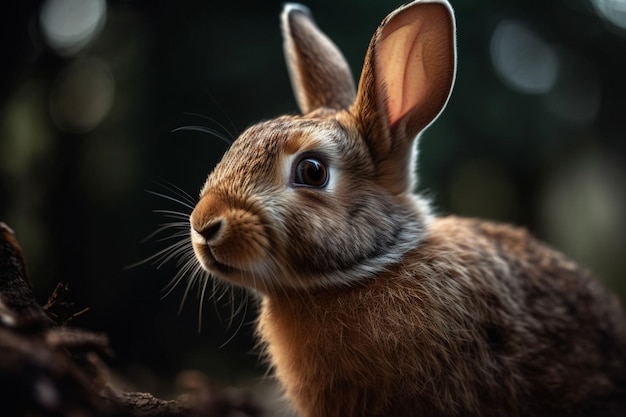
xmin=193 ymin=240 xmax=279 ymax=292
xmin=209 ymin=257 xmax=239 ymax=276
xmin=193 ymin=243 xmax=240 ymax=276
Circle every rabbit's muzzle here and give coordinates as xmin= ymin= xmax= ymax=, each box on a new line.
xmin=190 ymin=193 xmax=270 ymax=282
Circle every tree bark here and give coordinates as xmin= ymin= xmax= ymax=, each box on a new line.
xmin=0 ymin=222 xmax=261 ymax=417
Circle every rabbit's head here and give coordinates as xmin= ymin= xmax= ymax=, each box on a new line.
xmin=190 ymin=0 xmax=456 ymax=293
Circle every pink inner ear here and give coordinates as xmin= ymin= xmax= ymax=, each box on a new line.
xmin=378 ymin=19 xmax=429 ymax=126
xmin=374 ymin=3 xmax=454 ymax=132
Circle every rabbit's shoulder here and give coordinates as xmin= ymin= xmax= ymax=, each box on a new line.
xmin=421 ymin=216 xmax=586 ymax=279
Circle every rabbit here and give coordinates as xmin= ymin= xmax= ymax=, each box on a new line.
xmin=188 ymin=0 xmax=626 ymax=416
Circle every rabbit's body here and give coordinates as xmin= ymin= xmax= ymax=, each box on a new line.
xmin=187 ymin=1 xmax=626 ymax=415
xmin=259 ymin=217 xmax=626 ymax=417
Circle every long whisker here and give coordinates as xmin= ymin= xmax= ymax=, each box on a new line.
xmin=172 ymin=125 xmax=233 ymax=146
xmin=178 ymin=270 xmax=198 ymax=315
xmin=197 ymin=88 xmax=240 ymax=139
xmin=155 ymin=230 xmax=190 ymax=243
xmin=153 ymin=209 xmax=190 ymax=220
xmin=174 ymin=258 xmax=210 ymax=316
xmin=220 ymin=296 xmax=249 ymax=349
xmin=145 ymin=190 xmax=196 ymax=211
xmin=154 ymin=178 xmax=198 ymax=208
xmin=198 ymin=273 xmax=210 ymax=332
xmin=182 ymin=111 xmax=238 ymax=142
xmin=161 ymin=254 xmax=198 ymax=298
xmin=140 ymin=222 xmax=188 ymax=244
xmin=155 ymin=240 xmax=192 ymax=269
xmin=126 ymin=237 xmax=188 ymax=269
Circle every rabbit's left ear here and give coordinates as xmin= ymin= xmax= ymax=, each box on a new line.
xmin=282 ymin=4 xmax=356 ymax=114
xmin=353 ymin=0 xmax=456 ymax=193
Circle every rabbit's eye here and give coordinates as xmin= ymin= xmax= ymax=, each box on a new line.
xmin=293 ymin=157 xmax=328 ymax=188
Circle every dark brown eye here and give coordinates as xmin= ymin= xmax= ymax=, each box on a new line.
xmin=293 ymin=157 xmax=328 ymax=187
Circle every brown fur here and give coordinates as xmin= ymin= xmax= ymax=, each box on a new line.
xmin=258 ymin=217 xmax=626 ymax=417
xmin=188 ymin=2 xmax=626 ymax=416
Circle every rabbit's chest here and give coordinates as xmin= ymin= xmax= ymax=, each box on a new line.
xmin=256 ymin=282 xmax=487 ymax=416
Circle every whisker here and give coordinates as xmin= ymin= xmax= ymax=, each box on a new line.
xmin=198 ymin=273 xmax=210 ymax=332
xmin=198 ymin=88 xmax=240 ymax=138
xmin=161 ymin=266 xmax=189 ymax=299
xmin=219 ymin=297 xmax=249 ymax=349
xmin=140 ymin=222 xmax=188 ymax=243
xmin=146 ymin=189 xmax=196 ymax=211
xmin=213 ymin=284 xmax=231 ymax=303
xmin=227 ymin=286 xmax=237 ymax=328
xmin=172 ymin=125 xmax=233 ymax=146
xmin=172 ymin=246 xmax=197 ymax=269
xmin=155 ymin=240 xmax=192 ymax=269
xmin=126 ymin=237 xmax=188 ymax=269
xmin=162 ymin=256 xmax=199 ymax=298
xmin=138 ymin=180 xmax=253 ymax=337
xmin=153 ymin=209 xmax=190 ymax=220
xmin=155 ymin=230 xmax=190 ymax=243
xmin=177 ymin=266 xmax=207 ymax=315
xmin=154 ymin=179 xmax=198 ymax=208
xmin=182 ymin=111 xmax=238 ymax=142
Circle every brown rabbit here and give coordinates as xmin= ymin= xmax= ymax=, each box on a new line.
xmin=188 ymin=1 xmax=626 ymax=416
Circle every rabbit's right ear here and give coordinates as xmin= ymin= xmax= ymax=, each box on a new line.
xmin=354 ymin=0 xmax=456 ymax=194
xmin=282 ymin=4 xmax=356 ymax=114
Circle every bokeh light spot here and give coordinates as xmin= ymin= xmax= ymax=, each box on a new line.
xmin=490 ymin=20 xmax=559 ymax=94
xmin=49 ymin=58 xmax=115 ymax=133
xmin=0 ymin=81 xmax=53 ymax=176
xmin=539 ymin=148 xmax=626 ymax=288
xmin=591 ymin=0 xmax=626 ymax=30
xmin=40 ymin=0 xmax=107 ymax=56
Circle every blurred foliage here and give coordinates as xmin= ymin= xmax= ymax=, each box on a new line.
xmin=1 ymin=0 xmax=625 ymax=393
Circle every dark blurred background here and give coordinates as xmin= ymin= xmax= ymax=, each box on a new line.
xmin=1 ymin=0 xmax=625 ymax=401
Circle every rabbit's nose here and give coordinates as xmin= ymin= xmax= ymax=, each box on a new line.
xmin=196 ymin=219 xmax=223 ymax=243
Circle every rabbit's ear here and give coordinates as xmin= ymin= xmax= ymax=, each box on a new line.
xmin=282 ymin=4 xmax=356 ymax=114
xmin=354 ymin=0 xmax=456 ymax=192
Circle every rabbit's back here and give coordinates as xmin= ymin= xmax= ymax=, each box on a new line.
xmin=428 ymin=218 xmax=626 ymax=415
xmin=258 ymin=216 xmax=626 ymax=417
